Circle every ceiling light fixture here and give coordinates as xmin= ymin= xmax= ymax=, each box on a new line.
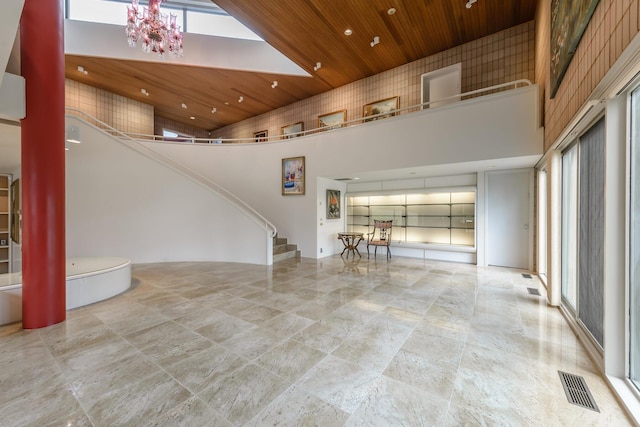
xmin=466 ymin=0 xmax=477 ymax=9
xmin=313 ymin=62 xmax=322 ymax=71
xmin=238 ymin=96 xmax=244 ymax=103
xmin=77 ymin=66 xmax=88 ymax=75
xmin=189 ymin=116 xmax=195 ymax=120
xmin=271 ymin=80 xmax=278 ymax=88
xmin=388 ymin=7 xmax=396 ymax=15
xmin=126 ymin=0 xmax=183 ymax=58
xmin=181 ymin=103 xmax=187 ymax=109
xmin=370 ymin=36 xmax=380 ymax=47
xmin=344 ymin=29 xmax=353 ymax=36
xmin=140 ymin=88 xmax=149 ymax=96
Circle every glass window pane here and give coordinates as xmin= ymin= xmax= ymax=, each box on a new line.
xmin=186 ymin=11 xmax=262 ymax=40
xmin=562 ymin=145 xmax=578 ymax=309
xmin=629 ymin=86 xmax=640 ymax=390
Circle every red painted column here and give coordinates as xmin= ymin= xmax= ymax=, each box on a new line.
xmin=20 ymin=0 xmax=66 ymax=329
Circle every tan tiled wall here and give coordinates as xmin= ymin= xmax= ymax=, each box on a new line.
xmin=65 ymin=79 xmax=154 ymax=135
xmin=538 ymin=0 xmax=640 ymax=151
xmin=214 ymin=21 xmax=536 ymax=140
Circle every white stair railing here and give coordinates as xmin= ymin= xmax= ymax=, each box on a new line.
xmin=65 ymin=109 xmax=277 ymax=239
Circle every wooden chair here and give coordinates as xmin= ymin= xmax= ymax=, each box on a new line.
xmin=367 ymin=220 xmax=393 ymax=260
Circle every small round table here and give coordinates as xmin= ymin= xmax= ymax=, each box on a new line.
xmin=337 ymin=232 xmax=364 ymax=258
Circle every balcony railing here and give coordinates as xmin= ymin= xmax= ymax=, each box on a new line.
xmin=93 ymin=79 xmax=532 ymax=145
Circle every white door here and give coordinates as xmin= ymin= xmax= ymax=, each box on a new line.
xmin=487 ymin=170 xmax=531 ymax=269
xmin=421 ymin=63 xmax=461 ymax=109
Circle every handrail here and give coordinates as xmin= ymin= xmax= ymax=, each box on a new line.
xmin=118 ymin=79 xmax=533 ymax=144
xmin=65 ymin=108 xmax=278 ymax=238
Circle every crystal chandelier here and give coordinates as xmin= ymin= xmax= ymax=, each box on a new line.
xmin=126 ymin=0 xmax=183 ymax=58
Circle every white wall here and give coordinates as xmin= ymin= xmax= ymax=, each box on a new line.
xmin=66 ymin=117 xmax=271 ymax=265
xmin=316 ymin=177 xmax=347 ymax=258
xmin=143 ymin=85 xmax=543 ymax=258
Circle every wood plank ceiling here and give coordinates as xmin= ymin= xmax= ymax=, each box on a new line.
xmin=65 ymin=0 xmax=537 ymax=132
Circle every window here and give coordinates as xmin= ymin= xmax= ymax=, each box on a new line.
xmin=162 ymin=129 xmax=194 ymax=143
xmin=629 ymin=86 xmax=640 ymax=390
xmin=561 ymin=144 xmax=578 ymax=309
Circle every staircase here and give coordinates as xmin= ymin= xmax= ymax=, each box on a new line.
xmin=273 ymin=235 xmax=300 ymax=263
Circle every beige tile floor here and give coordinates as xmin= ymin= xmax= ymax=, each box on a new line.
xmin=0 ymin=255 xmax=634 ymax=426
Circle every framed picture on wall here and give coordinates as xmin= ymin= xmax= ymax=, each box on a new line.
xmin=327 ymin=189 xmax=341 ymax=219
xmin=282 ymin=156 xmax=305 ymax=195
xmin=254 ymin=129 xmax=268 ymax=142
xmin=550 ymin=0 xmax=600 ymax=98
xmin=363 ymin=96 xmax=399 ymax=122
xmin=281 ymin=121 xmax=304 ymax=139
xmin=318 ymin=110 xmax=347 ymax=129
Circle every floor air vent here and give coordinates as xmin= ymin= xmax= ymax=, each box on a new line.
xmin=522 ymin=273 xmax=532 ymax=279
xmin=558 ymin=371 xmax=600 ymax=412
xmin=527 ymin=287 xmax=541 ymax=296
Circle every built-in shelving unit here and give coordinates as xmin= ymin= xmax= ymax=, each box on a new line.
xmin=0 ymin=174 xmax=10 ymax=274
xmin=347 ymin=191 xmax=475 ymax=247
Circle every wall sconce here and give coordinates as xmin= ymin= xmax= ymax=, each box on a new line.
xmin=271 ymin=81 xmax=278 ymax=88
xmin=370 ymin=36 xmax=380 ymax=47
xmin=313 ymin=62 xmax=322 ymax=71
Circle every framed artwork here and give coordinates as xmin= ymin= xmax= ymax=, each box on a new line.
xmin=282 ymin=156 xmax=305 ymax=195
xmin=363 ymin=96 xmax=399 ymax=122
xmin=281 ymin=121 xmax=304 ymax=139
xmin=326 ymin=189 xmax=341 ymax=219
xmin=254 ymin=129 xmax=268 ymax=142
xmin=550 ymin=0 xmax=600 ymax=98
xmin=318 ymin=110 xmax=346 ymax=129
xmin=10 ymin=179 xmax=20 ymax=244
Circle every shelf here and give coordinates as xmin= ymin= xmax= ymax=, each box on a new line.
xmin=347 ymin=190 xmax=476 ymax=248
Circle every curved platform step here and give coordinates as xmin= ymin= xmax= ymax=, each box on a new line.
xmin=0 ymin=257 xmax=131 ymax=326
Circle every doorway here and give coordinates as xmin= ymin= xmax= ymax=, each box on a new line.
xmin=487 ymin=169 xmax=532 ymax=269
xmin=421 ymin=63 xmax=461 ymax=109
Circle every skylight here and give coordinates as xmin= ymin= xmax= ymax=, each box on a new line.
xmin=66 ymin=0 xmax=263 ymax=41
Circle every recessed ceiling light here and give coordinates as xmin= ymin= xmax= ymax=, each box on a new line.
xmin=353 ymin=177 xmax=360 ymax=180
xmin=224 ymin=102 xmax=230 ymax=105
xmin=344 ymin=29 xmax=353 ymax=36
xmin=388 ymin=7 xmax=396 ymax=15
xmin=189 ymin=116 xmax=195 ymax=120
